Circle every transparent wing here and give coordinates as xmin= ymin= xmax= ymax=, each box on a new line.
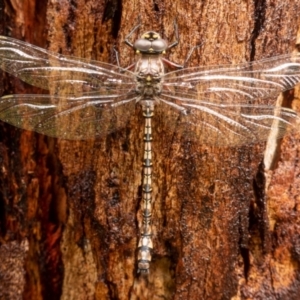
xmin=0 ymin=36 xmax=138 ymax=139
xmin=156 ymin=93 xmax=299 ymax=146
xmin=0 ymin=92 xmax=137 ymax=139
xmin=163 ymin=53 xmax=300 ymax=102
xmin=1 ymin=35 xmax=299 ymax=144
xmin=159 ymin=54 xmax=300 ymax=146
xmin=0 ymin=35 xmax=135 ymax=94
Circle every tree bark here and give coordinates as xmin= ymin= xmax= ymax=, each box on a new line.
xmin=0 ymin=0 xmax=300 ymax=299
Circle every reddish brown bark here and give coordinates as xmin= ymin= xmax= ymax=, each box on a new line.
xmin=0 ymin=0 xmax=299 ymax=299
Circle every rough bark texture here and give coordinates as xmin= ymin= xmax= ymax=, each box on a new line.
xmin=0 ymin=0 xmax=300 ymax=299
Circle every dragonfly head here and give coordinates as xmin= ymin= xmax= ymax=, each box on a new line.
xmin=133 ymin=31 xmax=168 ymax=54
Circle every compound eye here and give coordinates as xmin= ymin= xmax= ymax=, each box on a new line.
xmin=134 ymin=39 xmax=151 ymax=51
xmin=151 ymin=39 xmax=168 ymax=51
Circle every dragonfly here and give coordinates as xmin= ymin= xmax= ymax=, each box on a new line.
xmin=0 ymin=23 xmax=300 ymax=273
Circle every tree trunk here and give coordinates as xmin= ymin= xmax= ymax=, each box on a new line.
xmin=0 ymin=0 xmax=300 ymax=299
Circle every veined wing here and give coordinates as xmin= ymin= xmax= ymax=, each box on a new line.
xmin=157 ymin=92 xmax=299 ymax=146
xmin=0 ymin=91 xmax=137 ymax=139
xmin=159 ymin=54 xmax=300 ymax=146
xmin=0 ymin=35 xmax=135 ymax=94
xmin=162 ymin=53 xmax=300 ymax=102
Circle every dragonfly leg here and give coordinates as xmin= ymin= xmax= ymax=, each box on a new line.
xmin=183 ymin=43 xmax=204 ymax=66
xmin=113 ymin=47 xmax=136 ymax=72
xmin=165 ymin=20 xmax=204 ymax=68
xmin=113 ymin=47 xmax=122 ymax=71
xmin=162 ymin=43 xmax=203 ymax=69
xmin=167 ymin=20 xmax=179 ymax=50
xmin=162 ymin=57 xmax=184 ymax=69
xmin=124 ymin=19 xmax=141 ymax=49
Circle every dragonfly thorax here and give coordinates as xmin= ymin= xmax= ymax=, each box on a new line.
xmin=134 ymin=55 xmax=165 ymax=97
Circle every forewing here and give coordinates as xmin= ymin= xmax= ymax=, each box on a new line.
xmin=163 ymin=53 xmax=300 ymax=102
xmin=0 ymin=35 xmax=135 ymax=94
